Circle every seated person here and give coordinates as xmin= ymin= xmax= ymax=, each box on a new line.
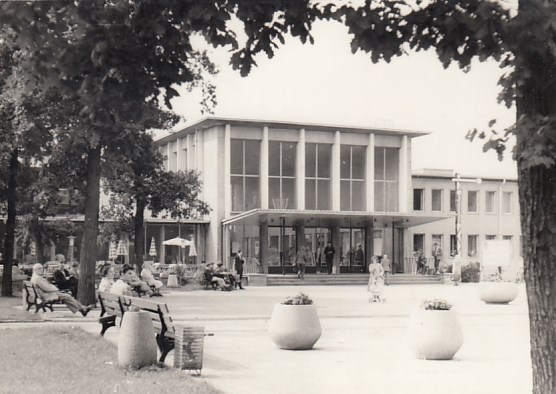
xmin=206 ymin=263 xmax=231 ymax=291
xmin=111 ymin=265 xmax=155 ymax=297
xmin=68 ymin=262 xmax=80 ymax=280
xmin=214 ymin=263 xmax=239 ymax=289
xmin=98 ymin=264 xmax=115 ymax=293
xmin=109 ymin=266 xmax=134 ymax=296
xmin=140 ymin=261 xmax=163 ymax=295
xmin=52 ymin=262 xmax=78 ymax=297
xmin=30 ymin=263 xmax=94 ymax=316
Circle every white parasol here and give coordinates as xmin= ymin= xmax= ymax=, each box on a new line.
xmin=116 ymin=240 xmax=128 ymax=256
xmin=108 ymin=238 xmax=118 ymax=260
xmin=189 ymin=237 xmax=197 ymax=257
xmin=162 ymin=237 xmax=192 ymax=248
xmin=149 ymin=237 xmax=157 ymax=256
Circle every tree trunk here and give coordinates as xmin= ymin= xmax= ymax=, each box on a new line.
xmin=134 ymin=199 xmax=146 ymax=273
xmin=77 ymin=146 xmax=101 ymax=305
xmin=515 ymin=4 xmax=556 ymax=389
xmin=1 ymin=148 xmax=18 ymax=297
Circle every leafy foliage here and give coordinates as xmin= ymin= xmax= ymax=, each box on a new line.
xmin=421 ymin=299 xmax=452 ymax=310
xmin=281 ymin=292 xmax=313 ymax=305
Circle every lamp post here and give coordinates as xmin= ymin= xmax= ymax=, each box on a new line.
xmin=451 ymin=173 xmax=482 ymax=258
xmin=68 ymin=236 xmax=76 ymax=263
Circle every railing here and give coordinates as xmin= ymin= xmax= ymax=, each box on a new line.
xmin=404 ymin=257 xmax=436 ymax=274
xmin=244 ymin=257 xmax=261 ymax=274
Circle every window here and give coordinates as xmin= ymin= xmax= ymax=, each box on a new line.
xmin=413 ymin=189 xmax=424 ymax=211
xmin=485 ymin=191 xmax=496 ymax=213
xmin=467 ymin=190 xmax=478 ymax=213
xmin=468 ymin=235 xmax=478 ymax=258
xmin=341 ymin=145 xmax=366 ymax=211
xmin=485 ymin=235 xmax=496 ymax=240
xmin=450 ymin=190 xmax=457 ymax=212
xmin=231 ymin=139 xmax=260 ymax=212
xmin=432 ymin=234 xmax=443 ymax=253
xmin=305 ymin=143 xmax=332 ymax=210
xmin=431 ymin=189 xmax=442 ymax=212
xmin=502 ymin=192 xmax=513 ymax=213
xmin=269 ymin=141 xmax=296 ymax=209
xmin=374 ymin=147 xmax=399 ymax=212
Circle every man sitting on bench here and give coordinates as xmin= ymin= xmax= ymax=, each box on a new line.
xmin=111 ymin=265 xmax=156 ymax=297
xmin=30 ymin=263 xmax=94 ymax=316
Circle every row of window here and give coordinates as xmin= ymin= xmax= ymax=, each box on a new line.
xmin=414 ymin=234 xmax=517 ymax=259
xmin=413 ymin=188 xmax=514 ymax=214
xmin=231 ymin=139 xmax=400 ymax=213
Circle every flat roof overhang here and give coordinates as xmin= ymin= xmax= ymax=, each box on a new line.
xmin=222 ymin=209 xmax=452 ymax=228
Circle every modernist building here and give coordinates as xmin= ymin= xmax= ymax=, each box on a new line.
xmin=152 ymin=117 xmax=453 ymax=274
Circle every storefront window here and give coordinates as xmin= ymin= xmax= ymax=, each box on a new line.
xmin=340 ymin=228 xmax=365 ymax=272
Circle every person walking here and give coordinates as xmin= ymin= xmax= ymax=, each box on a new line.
xmin=324 ymin=241 xmax=335 ymax=275
xmin=354 ymin=244 xmax=365 ymax=272
xmin=381 ymin=254 xmax=391 ymax=285
xmin=234 ymin=250 xmax=246 ymax=289
xmin=368 ymin=256 xmax=385 ymax=303
xmin=295 ymin=245 xmax=309 ymax=279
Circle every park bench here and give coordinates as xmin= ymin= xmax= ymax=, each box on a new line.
xmin=97 ymin=291 xmax=128 ymax=335
xmin=23 ymin=280 xmax=65 ymax=313
xmin=97 ymin=292 xmax=182 ymax=363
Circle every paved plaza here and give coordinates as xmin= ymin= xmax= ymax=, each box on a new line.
xmin=8 ymin=282 xmax=531 ymax=393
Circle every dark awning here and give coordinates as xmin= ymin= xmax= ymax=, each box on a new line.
xmin=222 ymin=209 xmax=452 ymax=228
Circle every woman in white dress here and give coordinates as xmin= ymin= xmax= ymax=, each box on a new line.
xmin=368 ymin=256 xmax=385 ymax=302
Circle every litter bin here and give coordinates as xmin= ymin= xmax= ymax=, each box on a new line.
xmin=174 ymin=326 xmax=205 ymax=375
xmin=167 ymin=274 xmax=179 ymax=287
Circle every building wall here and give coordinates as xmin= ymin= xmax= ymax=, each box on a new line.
xmin=410 ymin=174 xmax=521 ymax=271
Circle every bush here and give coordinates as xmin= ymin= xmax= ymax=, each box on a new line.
xmin=461 ymin=262 xmax=480 ymax=283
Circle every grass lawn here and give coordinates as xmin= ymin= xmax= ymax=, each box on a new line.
xmin=0 ymin=326 xmax=222 ymax=394
xmin=0 ymin=294 xmax=44 ymax=322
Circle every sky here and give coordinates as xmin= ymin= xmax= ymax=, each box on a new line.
xmin=168 ymin=20 xmax=517 ymax=180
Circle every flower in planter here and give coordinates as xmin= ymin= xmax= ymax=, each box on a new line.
xmin=281 ymin=292 xmax=313 ymax=305
xmin=421 ymin=298 xmax=452 ymax=310
xmin=482 ymin=272 xmax=516 ymax=283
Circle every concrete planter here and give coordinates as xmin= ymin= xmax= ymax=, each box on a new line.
xmin=407 ymin=309 xmax=463 ymax=360
xmin=479 ymin=282 xmax=518 ymax=304
xmin=268 ymin=304 xmax=322 ymax=350
xmin=118 ymin=311 xmax=158 ymax=368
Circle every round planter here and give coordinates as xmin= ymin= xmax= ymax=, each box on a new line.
xmin=479 ymin=282 xmax=518 ymax=304
xmin=118 ymin=311 xmax=158 ymax=368
xmin=406 ymin=309 xmax=463 ymax=360
xmin=268 ymin=304 xmax=322 ymax=350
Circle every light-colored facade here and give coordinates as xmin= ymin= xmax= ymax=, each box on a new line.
xmin=410 ymin=169 xmax=521 ymax=273
xmin=153 ymin=117 xmax=449 ymax=274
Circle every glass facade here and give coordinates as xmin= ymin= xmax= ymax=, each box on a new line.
xmin=231 ymin=139 xmax=260 ymax=212
xmin=305 ymin=143 xmax=332 ymax=210
xmin=374 ymin=147 xmax=399 ymax=212
xmin=340 ymin=228 xmax=366 ymax=272
xmin=340 ymin=145 xmax=366 ymax=211
xmin=269 ymin=141 xmax=297 ymax=209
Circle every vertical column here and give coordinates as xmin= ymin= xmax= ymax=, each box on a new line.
xmin=185 ymin=134 xmax=190 ymax=170
xmin=165 ymin=143 xmax=171 ymax=171
xmin=366 ymin=133 xmax=375 ymax=212
xmin=260 ymin=222 xmax=269 ymax=273
xmin=365 ymin=224 xmax=373 ymax=268
xmin=261 ymin=126 xmax=269 ymax=209
xmin=296 ymin=128 xmax=306 ymax=210
xmin=224 ymin=124 xmax=231 ymax=218
xmin=399 ymin=135 xmax=409 ymax=213
xmin=296 ymin=225 xmax=305 ymax=250
xmin=331 ymin=131 xmax=341 ymax=211
xmin=160 ymin=225 xmax=165 ymax=264
xmin=176 ymin=138 xmax=182 ymax=171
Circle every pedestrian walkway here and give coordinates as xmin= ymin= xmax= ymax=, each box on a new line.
xmin=6 ymin=283 xmax=532 ymax=393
